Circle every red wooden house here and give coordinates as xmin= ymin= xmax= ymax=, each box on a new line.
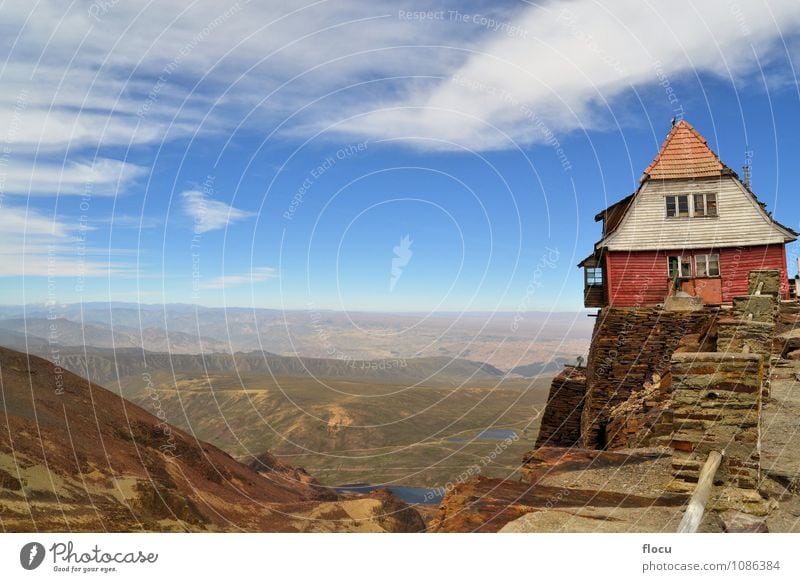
xmin=581 ymin=121 xmax=797 ymax=308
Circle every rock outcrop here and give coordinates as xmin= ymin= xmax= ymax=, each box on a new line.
xmin=534 ymin=366 xmax=586 ymax=448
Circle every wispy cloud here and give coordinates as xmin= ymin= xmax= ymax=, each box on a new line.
xmin=330 ymin=0 xmax=800 ymax=149
xmin=0 ymin=158 xmax=146 ymax=196
xmin=0 ymin=205 xmax=120 ymax=277
xmin=181 ymin=190 xmax=254 ymax=233
xmin=2 ymin=0 xmax=798 ymax=158
xmin=202 ymin=266 xmax=278 ymax=289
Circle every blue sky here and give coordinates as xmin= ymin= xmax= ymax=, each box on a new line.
xmin=2 ymin=0 xmax=800 ymax=311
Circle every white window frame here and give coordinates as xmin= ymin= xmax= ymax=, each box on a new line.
xmin=667 ymin=255 xmax=692 ymax=278
xmin=666 ymin=193 xmax=718 ymax=218
xmin=695 ymin=253 xmax=720 ymax=277
xmin=665 ymin=195 xmax=690 ymax=218
xmin=692 ymin=193 xmax=718 ymax=217
xmin=585 ymin=267 xmax=603 ymax=287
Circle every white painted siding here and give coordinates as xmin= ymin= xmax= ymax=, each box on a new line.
xmin=601 ymin=176 xmax=794 ymax=251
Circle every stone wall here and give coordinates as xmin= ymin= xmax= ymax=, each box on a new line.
xmin=748 ymin=269 xmax=782 ymax=297
xmin=670 ymin=353 xmax=765 ymax=511
xmin=535 ymin=366 xmax=586 ymax=448
xmin=717 ymin=294 xmax=777 ymax=396
xmin=605 ymin=373 xmax=673 ymax=449
xmin=717 ymin=320 xmax=775 ymax=359
xmin=732 ymin=294 xmax=778 ymax=323
xmin=580 ymin=308 xmax=716 ymax=449
xmin=773 ymin=301 xmax=800 ymax=358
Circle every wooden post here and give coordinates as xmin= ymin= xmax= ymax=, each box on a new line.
xmin=677 ymin=450 xmax=724 ymax=533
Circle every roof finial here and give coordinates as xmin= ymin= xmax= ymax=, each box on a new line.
xmin=671 ymin=117 xmax=677 ymax=127
xmin=743 ymin=148 xmax=752 ymax=189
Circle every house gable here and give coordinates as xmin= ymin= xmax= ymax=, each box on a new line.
xmin=600 ymin=174 xmax=796 ymax=251
xmin=596 ymin=120 xmax=796 ymax=252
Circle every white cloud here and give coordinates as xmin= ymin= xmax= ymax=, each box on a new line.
xmin=181 ymin=189 xmax=254 ymax=233
xmin=203 ymin=266 xmax=278 ymax=289
xmin=330 ymin=0 xmax=800 ymax=149
xmin=0 ymin=158 xmax=146 ymax=196
xmin=0 ymin=205 xmax=121 ymax=277
xmin=0 ymin=0 xmax=798 ymax=157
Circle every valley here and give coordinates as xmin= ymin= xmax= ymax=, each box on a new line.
xmin=117 ymin=370 xmax=552 ymax=488
xmin=0 ymin=303 xmax=577 ymax=518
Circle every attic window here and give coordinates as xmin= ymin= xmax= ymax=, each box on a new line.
xmin=693 ymin=193 xmax=718 ymax=217
xmin=666 ymin=195 xmax=689 ymax=218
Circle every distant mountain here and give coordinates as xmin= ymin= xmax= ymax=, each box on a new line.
xmin=0 ymin=346 xmax=424 ymax=532
xmin=510 ymin=357 xmax=575 ymax=377
xmin=0 ymin=303 xmax=593 ymax=371
xmin=0 ymin=317 xmax=232 ymax=354
xmin=23 ymin=346 xmax=506 ymax=388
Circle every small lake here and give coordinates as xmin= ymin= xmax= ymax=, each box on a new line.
xmin=447 ymin=428 xmax=518 ymax=443
xmin=335 ymin=484 xmax=444 ymax=505
xmin=478 ymin=428 xmax=517 ymax=440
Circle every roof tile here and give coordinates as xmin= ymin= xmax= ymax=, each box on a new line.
xmin=644 ymin=120 xmax=725 ymax=179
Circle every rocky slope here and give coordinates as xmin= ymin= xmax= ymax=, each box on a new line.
xmin=0 ymin=346 xmax=422 ymax=532
xmin=429 ymin=447 xmax=691 ymax=533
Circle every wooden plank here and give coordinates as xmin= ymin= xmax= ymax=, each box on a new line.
xmin=677 ymin=450 xmax=723 ymax=533
xmin=603 ymin=176 xmax=791 ymax=251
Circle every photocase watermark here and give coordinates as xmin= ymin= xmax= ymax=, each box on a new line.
xmin=141 ymin=372 xmax=181 ymax=458
xmin=557 ymin=8 xmax=628 ymax=77
xmin=137 ymin=2 xmax=247 ymax=118
xmin=190 ymin=175 xmax=215 ymax=301
xmin=20 ymin=539 xmax=158 ymax=573
xmin=305 ymin=304 xmax=408 ymax=369
xmin=348 ymin=359 xmax=407 ymax=370
xmin=390 ymin=234 xmax=413 ymax=292
xmin=653 ymin=61 xmax=685 ymax=122
xmin=397 ymin=10 xmax=529 ymax=38
xmin=44 ymin=303 xmax=65 ymax=396
xmin=423 ymin=433 xmax=519 ymax=502
xmin=284 ymin=141 xmax=368 ymax=220
xmin=0 ymin=89 xmax=28 ymax=198
xmin=511 ymin=247 xmax=560 ymax=332
xmin=20 ymin=542 xmax=46 ymax=570
xmin=451 ymin=75 xmax=572 ymax=172
xmin=73 ymin=168 xmax=95 ymax=295
xmin=307 ymin=302 xmax=353 ymax=362
xmin=729 ymin=0 xmax=752 ymax=37
xmin=87 ymin=0 xmax=120 ymax=22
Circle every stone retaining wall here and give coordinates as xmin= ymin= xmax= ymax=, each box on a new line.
xmin=535 ymin=366 xmax=586 ymax=448
xmin=581 ymin=308 xmax=715 ymax=449
xmin=670 ymin=353 xmax=762 ymax=503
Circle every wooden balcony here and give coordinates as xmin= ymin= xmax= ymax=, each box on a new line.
xmin=579 ymin=251 xmax=608 ymax=308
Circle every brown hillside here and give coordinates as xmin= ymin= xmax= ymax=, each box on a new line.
xmin=0 ymin=346 xmax=420 ymax=532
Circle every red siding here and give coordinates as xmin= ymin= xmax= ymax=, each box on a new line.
xmin=605 ymin=244 xmax=789 ymax=307
xmin=718 ymin=244 xmax=789 ymax=302
xmin=605 ymin=250 xmax=670 ymax=306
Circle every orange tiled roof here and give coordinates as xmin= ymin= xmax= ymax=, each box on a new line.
xmin=644 ymin=120 xmax=725 ymax=179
